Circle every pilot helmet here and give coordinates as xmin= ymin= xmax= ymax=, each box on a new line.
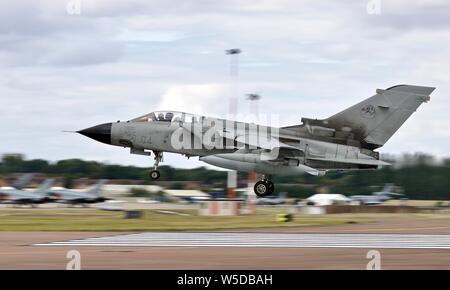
xmin=165 ymin=112 xmax=174 ymax=121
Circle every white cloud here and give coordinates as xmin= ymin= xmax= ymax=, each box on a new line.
xmin=156 ymin=84 xmax=228 ymax=115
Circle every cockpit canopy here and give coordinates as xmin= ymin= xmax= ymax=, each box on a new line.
xmin=130 ymin=111 xmax=205 ymax=123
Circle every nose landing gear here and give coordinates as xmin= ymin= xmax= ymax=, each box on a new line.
xmin=150 ymin=170 xmax=160 ymax=180
xmin=253 ymin=175 xmax=274 ymax=197
xmin=149 ymin=151 xmax=163 ymax=180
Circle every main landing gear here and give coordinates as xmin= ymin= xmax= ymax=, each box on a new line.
xmin=253 ymin=176 xmax=274 ymax=197
xmin=149 ymin=151 xmax=163 ymax=180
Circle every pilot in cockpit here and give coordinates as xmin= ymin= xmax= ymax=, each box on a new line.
xmin=165 ymin=112 xmax=174 ymax=122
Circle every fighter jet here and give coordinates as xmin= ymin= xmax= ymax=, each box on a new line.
xmin=48 ymin=180 xmax=108 ymax=206
xmin=0 ymin=179 xmax=54 ymax=206
xmin=77 ymin=84 xmax=434 ymax=197
xmin=350 ymin=184 xmax=403 ymax=205
xmin=255 ymin=192 xmax=288 ymax=205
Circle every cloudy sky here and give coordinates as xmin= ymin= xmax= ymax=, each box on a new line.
xmin=0 ymin=0 xmax=449 ymax=168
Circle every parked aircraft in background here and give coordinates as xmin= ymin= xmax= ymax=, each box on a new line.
xmin=77 ymin=85 xmax=434 ymax=197
xmin=48 ymin=180 xmax=108 ymax=206
xmin=255 ymin=192 xmax=288 ymax=205
xmin=0 ymin=179 xmax=54 ymax=206
xmin=350 ymin=184 xmax=403 ymax=205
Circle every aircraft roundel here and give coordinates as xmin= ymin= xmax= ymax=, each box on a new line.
xmin=360 ymin=104 xmax=376 ymax=119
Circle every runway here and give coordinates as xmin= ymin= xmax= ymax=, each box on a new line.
xmin=35 ymin=232 xmax=450 ymax=249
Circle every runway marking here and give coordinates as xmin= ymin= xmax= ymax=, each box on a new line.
xmin=35 ymin=232 xmax=450 ymax=249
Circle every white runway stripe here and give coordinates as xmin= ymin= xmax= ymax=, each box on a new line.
xmin=35 ymin=232 xmax=450 ymax=249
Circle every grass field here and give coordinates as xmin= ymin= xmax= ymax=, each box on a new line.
xmin=0 ymin=209 xmax=359 ymax=231
xmin=0 ymin=208 xmax=448 ymax=231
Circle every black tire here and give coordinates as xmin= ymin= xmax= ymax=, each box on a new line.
xmin=254 ymin=181 xmax=269 ymax=197
xmin=150 ymin=170 xmax=160 ymax=180
xmin=266 ymin=181 xmax=275 ymax=195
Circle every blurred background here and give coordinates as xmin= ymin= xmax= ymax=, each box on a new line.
xmin=1 ymin=152 xmax=449 ymax=201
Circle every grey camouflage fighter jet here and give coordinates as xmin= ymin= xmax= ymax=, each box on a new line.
xmin=47 ymin=180 xmax=108 ymax=206
xmin=255 ymin=192 xmax=288 ymax=205
xmin=77 ymin=85 xmax=434 ymax=197
xmin=350 ymin=184 xmax=404 ymax=205
xmin=0 ymin=179 xmax=54 ymax=206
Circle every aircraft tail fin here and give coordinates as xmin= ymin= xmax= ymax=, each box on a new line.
xmin=381 ymin=183 xmax=394 ymax=193
xmin=86 ymin=179 xmax=107 ymax=196
xmin=12 ymin=173 xmax=34 ymax=189
xmin=325 ymin=85 xmax=435 ymax=149
xmin=35 ymin=179 xmax=54 ymax=195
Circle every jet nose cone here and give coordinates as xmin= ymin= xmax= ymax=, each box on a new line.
xmin=78 ymin=123 xmax=112 ymax=144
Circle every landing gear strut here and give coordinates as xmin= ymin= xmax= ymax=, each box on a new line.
xmin=150 ymin=151 xmax=163 ymax=180
xmin=253 ymin=175 xmax=274 ymax=197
